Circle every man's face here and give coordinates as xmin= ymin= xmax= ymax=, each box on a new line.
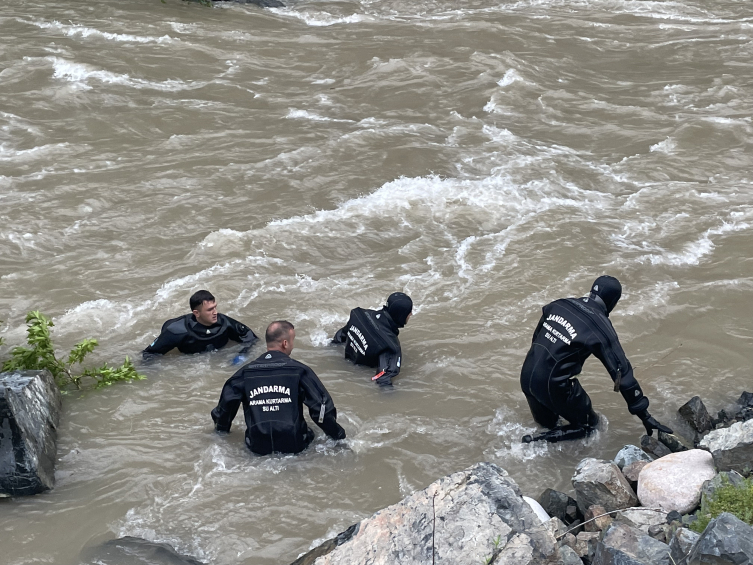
xmin=194 ymin=300 xmax=218 ymax=326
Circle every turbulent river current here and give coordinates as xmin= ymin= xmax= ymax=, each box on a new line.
xmin=1 ymin=0 xmax=752 ymax=563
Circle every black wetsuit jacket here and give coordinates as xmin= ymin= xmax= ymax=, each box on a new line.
xmin=142 ymin=313 xmax=257 ymax=357
xmin=211 ymin=350 xmax=346 ymax=455
xmin=332 ymin=308 xmax=402 ymax=385
xmin=520 ymin=297 xmax=649 ymax=416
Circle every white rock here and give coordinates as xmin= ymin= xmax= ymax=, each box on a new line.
xmin=523 ymin=495 xmax=551 ymax=524
xmin=637 ymin=449 xmax=716 ymax=514
xmin=699 ymin=419 xmax=753 ymax=475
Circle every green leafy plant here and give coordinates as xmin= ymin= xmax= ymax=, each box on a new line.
xmin=692 ymin=475 xmax=753 ymax=533
xmin=2 ymin=311 xmax=145 ymax=390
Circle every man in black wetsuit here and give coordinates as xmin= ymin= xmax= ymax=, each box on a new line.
xmin=332 ymin=292 xmax=413 ymax=387
xmin=211 ymin=320 xmax=346 ymax=455
xmin=520 ymin=276 xmax=672 ymax=442
xmin=142 ymin=290 xmax=257 ymax=357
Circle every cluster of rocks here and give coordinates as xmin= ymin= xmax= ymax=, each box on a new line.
xmin=292 ymin=391 xmax=753 ymax=565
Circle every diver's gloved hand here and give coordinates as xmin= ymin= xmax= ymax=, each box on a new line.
xmin=637 ymin=410 xmax=673 ymax=436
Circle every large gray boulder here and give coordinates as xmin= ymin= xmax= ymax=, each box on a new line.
xmin=592 ymin=522 xmax=671 ymax=565
xmin=699 ymin=419 xmax=753 ymax=475
xmin=686 ymin=512 xmax=753 ymax=564
xmin=292 ymin=462 xmax=569 ymax=565
xmin=637 ymin=449 xmax=716 ymax=514
xmin=0 ymin=370 xmax=62 ymax=496
xmin=572 ymin=458 xmax=638 ymax=514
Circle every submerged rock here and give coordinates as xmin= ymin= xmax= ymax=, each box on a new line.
xmin=685 ymin=512 xmax=753 ymax=564
xmin=291 ymin=461 xmax=569 ymax=565
xmin=572 ymin=458 xmax=638 ymax=514
xmin=678 ymin=396 xmax=714 ymax=440
xmin=640 ymin=435 xmax=672 ymax=459
xmin=637 ymin=449 xmax=716 ymax=514
xmin=699 ymin=419 xmax=753 ymax=475
xmin=79 ymin=536 xmax=205 ymax=565
xmin=0 ymin=370 xmax=62 ymax=496
xmin=592 ymin=522 xmax=671 ymax=565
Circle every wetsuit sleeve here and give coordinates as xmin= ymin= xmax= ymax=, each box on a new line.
xmin=299 ymin=367 xmax=346 ymax=440
xmin=375 ymin=340 xmax=402 ymax=385
xmin=332 ymin=326 xmax=348 ymax=344
xmin=224 ymin=315 xmax=258 ymax=345
xmin=211 ymin=370 xmax=245 ymax=432
xmin=142 ymin=327 xmax=183 ymax=357
xmin=590 ymin=334 xmax=649 ymax=415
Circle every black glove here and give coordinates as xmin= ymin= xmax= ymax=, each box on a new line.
xmin=637 ymin=410 xmax=673 ymax=436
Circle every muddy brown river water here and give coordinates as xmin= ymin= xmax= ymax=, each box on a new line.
xmin=1 ymin=0 xmax=752 ymax=563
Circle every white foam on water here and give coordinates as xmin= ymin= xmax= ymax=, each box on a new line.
xmin=497 ymin=68 xmax=524 ymax=87
xmin=57 ymin=299 xmax=146 ymax=335
xmin=269 ymin=8 xmax=372 ymax=27
xmin=47 ymin=57 xmax=201 ymax=91
xmin=285 ymin=109 xmax=355 ymax=123
xmin=637 ymin=216 xmax=751 ymax=267
xmin=649 ymin=137 xmax=677 ymax=153
xmin=29 ymin=19 xmax=177 ymax=43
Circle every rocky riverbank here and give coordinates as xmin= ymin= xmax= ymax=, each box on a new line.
xmin=291 ymin=391 xmax=753 ymax=565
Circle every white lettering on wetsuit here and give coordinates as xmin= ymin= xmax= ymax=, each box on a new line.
xmin=347 ymin=325 xmax=369 ymax=355
xmin=248 ymin=385 xmax=291 ymax=399
xmin=542 ymin=322 xmax=572 ymax=345
xmin=545 ymin=314 xmax=578 ymax=340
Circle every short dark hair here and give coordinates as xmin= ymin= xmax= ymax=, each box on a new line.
xmin=190 ymin=290 xmax=215 ymax=311
xmin=265 ymin=320 xmax=295 ymax=344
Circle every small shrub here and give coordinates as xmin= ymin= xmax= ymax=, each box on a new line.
xmin=691 ymin=475 xmax=753 ymax=533
xmin=2 ymin=311 xmax=145 ymax=390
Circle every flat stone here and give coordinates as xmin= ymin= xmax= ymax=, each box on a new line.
xmin=558 ymin=544 xmax=582 ymax=565
xmin=592 ymin=523 xmax=671 ymax=565
xmin=657 ymin=431 xmax=692 ymax=453
xmin=678 ymin=396 xmax=714 ymax=437
xmin=622 ymin=461 xmax=649 ymax=491
xmin=668 ymin=528 xmax=699 ymax=565
xmin=0 ymin=370 xmax=62 ymax=496
xmin=538 ymin=488 xmax=581 ymax=525
xmin=572 ymin=458 xmax=638 ymax=515
xmin=293 ymin=462 xmax=559 ymax=565
xmin=614 ymin=508 xmax=667 ymax=534
xmin=640 ymin=435 xmax=672 ymax=459
xmin=584 ymin=504 xmax=612 ymax=532
xmin=575 ymin=531 xmax=601 ymax=559
xmin=614 ymin=445 xmax=653 ymax=470
xmin=637 ymin=449 xmax=716 ymax=514
xmin=685 ymin=512 xmax=753 ymax=564
xmin=699 ymin=419 xmax=753 ymax=475
xmin=700 ymin=471 xmax=747 ymax=515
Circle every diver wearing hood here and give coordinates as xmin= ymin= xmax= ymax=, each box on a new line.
xmin=332 ymin=292 xmax=413 ymax=387
xmin=519 ymin=276 xmax=672 ymax=442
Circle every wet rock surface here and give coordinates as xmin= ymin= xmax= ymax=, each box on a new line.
xmin=637 ymin=449 xmax=716 ymax=514
xmin=292 ymin=461 xmax=566 ymax=565
xmin=640 ymin=435 xmax=672 ymax=459
xmin=571 ymin=458 xmax=638 ymax=514
xmin=538 ymin=488 xmax=580 ymax=525
xmin=686 ymin=512 xmax=753 ymax=564
xmin=78 ymin=537 xmax=205 ymax=565
xmin=700 ymin=419 xmax=753 ymax=475
xmin=678 ymin=396 xmax=714 ymax=439
xmin=592 ymin=522 xmax=671 ymax=565
xmin=0 ymin=370 xmax=62 ymax=496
